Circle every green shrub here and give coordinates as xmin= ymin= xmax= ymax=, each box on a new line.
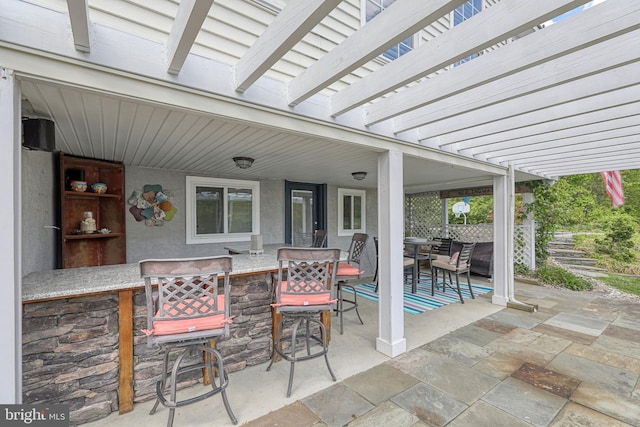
xmin=514 ymin=263 xmax=532 ymax=277
xmin=535 ymin=265 xmax=593 ymax=291
xmin=595 ymin=213 xmax=638 ymax=263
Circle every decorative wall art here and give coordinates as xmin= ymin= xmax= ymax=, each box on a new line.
xmin=128 ymin=184 xmax=177 ymax=226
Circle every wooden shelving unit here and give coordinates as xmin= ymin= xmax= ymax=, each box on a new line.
xmin=59 ymin=152 xmax=126 ymax=268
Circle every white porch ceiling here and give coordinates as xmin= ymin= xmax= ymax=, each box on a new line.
xmin=3 ymin=0 xmax=639 ymax=189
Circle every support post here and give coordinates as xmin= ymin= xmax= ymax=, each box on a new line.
xmin=492 ymin=172 xmax=511 ymax=306
xmin=375 ymin=150 xmax=407 ymax=357
xmin=0 ymin=67 xmax=21 ymax=403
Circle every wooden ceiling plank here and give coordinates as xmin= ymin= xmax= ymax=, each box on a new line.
xmin=333 ymin=0 xmax=591 ymax=118
xmin=286 ymin=0 xmax=467 ymax=107
xmin=166 ymin=0 xmax=214 ymax=75
xmin=66 ymin=0 xmax=91 ymax=53
xmin=234 ymin=0 xmax=342 ymax=93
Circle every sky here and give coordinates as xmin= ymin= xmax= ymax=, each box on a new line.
xmin=543 ymin=0 xmax=608 ymax=26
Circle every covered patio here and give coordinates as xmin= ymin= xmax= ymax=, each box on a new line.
xmin=2 ymin=0 xmax=639 ymax=419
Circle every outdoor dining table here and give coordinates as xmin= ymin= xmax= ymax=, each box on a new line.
xmin=403 ymin=238 xmax=440 ymax=293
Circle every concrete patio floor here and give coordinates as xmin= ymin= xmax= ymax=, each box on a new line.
xmin=85 ymin=278 xmax=640 ymax=427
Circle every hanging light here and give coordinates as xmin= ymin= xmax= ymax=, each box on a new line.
xmin=233 ymin=157 xmax=254 ymax=169
xmin=351 ymin=171 xmax=367 ymax=181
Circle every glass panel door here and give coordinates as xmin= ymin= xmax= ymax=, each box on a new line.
xmin=284 ymin=181 xmax=327 ymax=246
xmin=291 ymin=190 xmax=313 ymax=246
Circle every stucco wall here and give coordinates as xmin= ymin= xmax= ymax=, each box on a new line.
xmin=21 ymin=152 xmax=379 ymax=278
xmin=124 ymin=166 xmax=285 ymax=262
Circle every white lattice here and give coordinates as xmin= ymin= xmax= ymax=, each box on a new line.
xmin=404 ymin=193 xmax=535 ymax=269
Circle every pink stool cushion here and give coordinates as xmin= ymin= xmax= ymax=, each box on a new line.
xmin=332 ymin=262 xmax=363 ymax=277
xmin=277 ymin=281 xmax=332 ymax=306
xmin=149 ymin=295 xmax=229 ymax=336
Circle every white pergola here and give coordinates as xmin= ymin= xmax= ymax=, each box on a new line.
xmin=1 ymin=0 xmax=638 ymax=403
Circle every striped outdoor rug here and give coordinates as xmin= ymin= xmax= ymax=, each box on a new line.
xmin=343 ymin=275 xmax=493 ymax=314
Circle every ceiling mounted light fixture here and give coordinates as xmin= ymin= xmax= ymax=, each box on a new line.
xmin=351 ymin=171 xmax=367 ymax=181
xmin=233 ymin=156 xmax=254 ymax=169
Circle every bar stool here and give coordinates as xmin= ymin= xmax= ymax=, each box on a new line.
xmin=334 ymin=232 xmax=368 ymax=335
xmin=267 ymin=247 xmax=341 ymax=397
xmin=140 ymin=256 xmax=238 ymax=427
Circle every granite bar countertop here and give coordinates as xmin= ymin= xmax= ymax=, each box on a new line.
xmin=22 ymin=246 xmax=285 ymax=302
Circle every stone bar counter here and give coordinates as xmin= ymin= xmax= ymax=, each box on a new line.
xmin=22 ymin=247 xmax=285 ymax=426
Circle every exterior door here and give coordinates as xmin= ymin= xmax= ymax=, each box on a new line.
xmin=285 ymin=181 xmax=327 ymax=246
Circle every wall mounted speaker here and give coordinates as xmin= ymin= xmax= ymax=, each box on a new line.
xmin=22 ymin=118 xmax=55 ymax=152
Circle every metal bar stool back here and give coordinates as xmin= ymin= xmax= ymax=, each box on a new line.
xmin=267 ymin=247 xmax=341 ymax=397
xmin=140 ymin=256 xmax=237 ymax=427
xmin=334 ymin=232 xmax=368 ymax=334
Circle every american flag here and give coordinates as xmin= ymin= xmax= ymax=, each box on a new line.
xmin=600 ymin=171 xmax=625 ymax=208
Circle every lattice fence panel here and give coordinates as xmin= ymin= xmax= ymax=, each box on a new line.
xmin=447 ymin=224 xmax=493 ymax=242
xmin=514 ymin=224 xmax=534 ymax=268
xmin=405 ymin=192 xmax=442 ymax=238
xmin=404 ymin=194 xmax=535 ymax=269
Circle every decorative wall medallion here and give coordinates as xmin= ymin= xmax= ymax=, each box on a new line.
xmin=128 ymin=184 xmax=177 ymax=226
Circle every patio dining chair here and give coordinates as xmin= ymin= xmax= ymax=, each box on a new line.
xmin=139 ymin=255 xmax=237 ymax=427
xmin=431 ymin=242 xmax=476 ymax=303
xmin=428 ymin=238 xmax=453 ymax=291
xmin=311 ymin=229 xmax=327 ymax=247
xmin=267 ymin=247 xmax=341 ymax=397
xmin=334 ymin=232 xmax=368 ymax=335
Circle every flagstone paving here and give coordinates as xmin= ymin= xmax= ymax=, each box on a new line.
xmin=243 ymin=283 xmax=640 ymax=427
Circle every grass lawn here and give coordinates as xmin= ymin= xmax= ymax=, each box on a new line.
xmin=599 ymin=274 xmax=640 ymax=297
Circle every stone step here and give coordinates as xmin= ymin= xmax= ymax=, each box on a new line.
xmin=563 ymin=264 xmax=609 ymax=278
xmin=548 ymin=241 xmax=575 ymax=249
xmin=553 ymin=232 xmax=575 ymax=242
xmin=552 ymin=256 xmax=598 ymax=266
xmin=547 ymin=248 xmax=586 ymax=258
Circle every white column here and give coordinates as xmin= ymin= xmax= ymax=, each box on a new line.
xmin=522 ymin=192 xmax=536 ymax=270
xmin=376 ymin=150 xmax=406 ymax=357
xmin=492 ymin=171 xmax=512 ymax=306
xmin=442 ymin=198 xmax=449 ymax=238
xmin=0 ymin=67 xmax=22 ymax=403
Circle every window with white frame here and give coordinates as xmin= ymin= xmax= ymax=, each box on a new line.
xmin=453 ymin=0 xmax=482 ymax=66
xmin=338 ymin=188 xmax=366 ymax=236
xmin=186 ymin=176 xmax=260 ymax=244
xmin=362 ymin=0 xmax=414 ymax=61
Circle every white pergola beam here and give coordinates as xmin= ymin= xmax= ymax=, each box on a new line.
xmin=414 ymin=60 xmax=640 ymax=140
xmin=427 ymin=88 xmax=639 ymax=149
xmin=366 ymin=0 xmax=637 ymax=126
xmin=394 ymin=33 xmax=638 ymax=134
xmin=234 ymin=0 xmax=341 ymax=93
xmin=456 ymin=102 xmax=640 ymax=154
xmin=512 ymin=140 xmax=640 ymax=168
xmin=543 ymin=160 xmax=640 ymax=176
xmin=488 ymin=133 xmax=640 ymax=166
xmin=472 ymin=118 xmax=640 ymax=160
xmin=286 ymin=0 xmax=467 ymax=107
xmin=66 ymin=0 xmax=90 ymax=52
xmin=333 ymin=0 xmax=590 ymax=118
xmin=166 ymin=0 xmax=213 ymax=75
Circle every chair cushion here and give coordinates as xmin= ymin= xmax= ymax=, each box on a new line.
xmin=277 ymin=281 xmax=332 ymax=306
xmin=149 ymin=295 xmax=229 ymax=336
xmin=331 ymin=262 xmax=363 ymax=277
xmin=430 ymin=254 xmax=450 ymax=263
xmin=403 ymin=257 xmax=415 ymax=267
xmin=431 ymin=259 xmax=457 ymax=272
